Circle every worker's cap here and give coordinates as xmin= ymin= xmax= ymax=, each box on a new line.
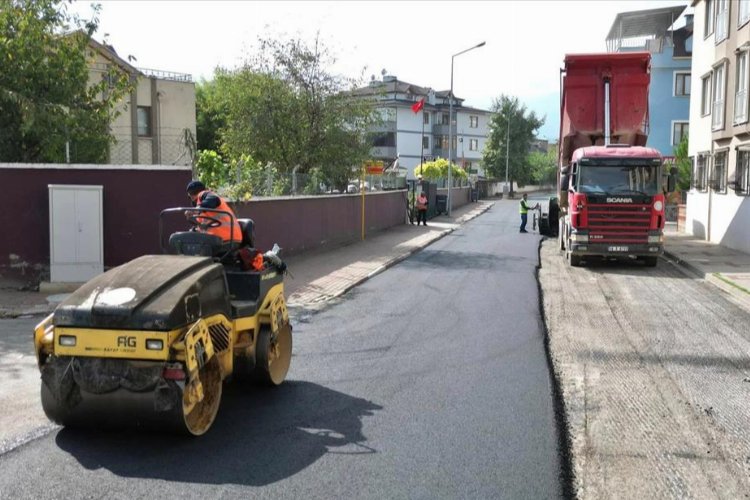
xmin=186 ymin=180 xmax=205 ymax=195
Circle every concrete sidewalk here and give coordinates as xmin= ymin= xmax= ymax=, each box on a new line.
xmin=0 ymin=201 xmax=495 ymax=319
xmin=663 ymin=224 xmax=750 ymax=310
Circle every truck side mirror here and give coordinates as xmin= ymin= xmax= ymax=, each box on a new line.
xmin=560 ymin=173 xmax=570 ymax=191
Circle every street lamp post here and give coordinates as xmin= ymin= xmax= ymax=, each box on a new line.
xmin=448 ymin=41 xmax=485 ymax=216
xmin=505 ymin=108 xmax=511 ymax=195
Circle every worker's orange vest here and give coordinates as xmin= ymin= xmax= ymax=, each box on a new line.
xmin=196 ymin=190 xmax=242 ymax=244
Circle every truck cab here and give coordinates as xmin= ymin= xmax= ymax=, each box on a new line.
xmin=561 ymin=145 xmax=668 ymax=267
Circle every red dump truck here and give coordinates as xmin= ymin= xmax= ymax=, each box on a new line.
xmin=547 ymin=52 xmax=676 ymax=267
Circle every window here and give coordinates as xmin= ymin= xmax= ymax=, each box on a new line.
xmin=441 ymin=113 xmax=450 ymax=125
xmin=712 ymin=63 xmax=726 ymax=130
xmin=423 ymin=112 xmax=430 ymax=125
xmin=693 ymin=154 xmax=708 ymax=191
xmin=736 ymin=149 xmax=750 ymax=195
xmin=672 ymin=122 xmax=689 ymax=145
xmin=705 ymin=0 xmax=715 ymax=36
xmin=674 ymin=72 xmax=691 ymax=96
xmin=715 ymin=0 xmax=729 ymax=42
xmin=701 ymin=74 xmax=712 ymax=116
xmin=469 ymin=138 xmax=479 ymax=151
xmin=711 ymin=150 xmax=728 ymax=193
xmin=740 ymin=0 xmax=750 ymax=27
xmin=735 ymin=50 xmax=749 ymax=124
xmin=372 ymin=132 xmax=395 ymax=147
xmin=435 ymin=135 xmax=447 ymax=150
xmin=469 ymin=115 xmax=479 ymax=128
xmin=422 ymin=136 xmax=429 ymax=150
xmin=137 ymin=106 xmax=151 ymax=137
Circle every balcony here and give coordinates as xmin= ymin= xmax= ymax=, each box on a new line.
xmin=432 ymin=148 xmax=449 ymax=159
xmin=432 ymin=124 xmax=455 ymax=135
xmin=370 ymin=121 xmax=397 ymax=133
xmin=371 ymin=146 xmax=397 ymax=158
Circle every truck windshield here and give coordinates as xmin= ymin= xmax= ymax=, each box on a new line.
xmin=577 ymin=165 xmax=660 ymax=195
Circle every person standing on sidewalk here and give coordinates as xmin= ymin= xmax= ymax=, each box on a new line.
xmin=416 ymin=192 xmax=428 ymax=226
xmin=519 ymin=193 xmax=538 ymax=233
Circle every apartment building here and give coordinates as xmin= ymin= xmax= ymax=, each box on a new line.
xmin=87 ymin=38 xmax=197 ymax=166
xmin=606 ymin=5 xmax=693 ymax=158
xmin=687 ymin=0 xmax=750 ymax=252
xmin=352 ymin=75 xmax=491 ymax=180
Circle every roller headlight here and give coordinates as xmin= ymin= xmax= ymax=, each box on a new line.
xmin=58 ymin=335 xmax=76 ymax=347
xmin=146 ymin=339 xmax=164 ymax=350
xmin=653 ymin=200 xmax=663 ymax=211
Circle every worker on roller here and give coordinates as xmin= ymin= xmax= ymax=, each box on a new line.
xmin=186 ymin=180 xmax=242 ymax=245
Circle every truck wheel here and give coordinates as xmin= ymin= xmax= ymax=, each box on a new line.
xmin=566 ymin=248 xmax=582 ymax=267
xmin=641 ymin=256 xmax=658 ymax=267
xmin=558 ymin=220 xmax=566 ymax=251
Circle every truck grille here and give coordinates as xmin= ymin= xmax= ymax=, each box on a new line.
xmin=587 ymin=203 xmax=651 ymax=244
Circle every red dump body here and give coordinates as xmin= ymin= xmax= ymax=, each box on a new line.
xmin=558 ymin=52 xmax=651 ymax=169
xmin=555 ymin=52 xmax=667 ymax=266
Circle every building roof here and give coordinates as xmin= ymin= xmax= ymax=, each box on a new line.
xmin=606 ymin=5 xmax=687 ymax=43
xmin=351 ymin=78 xmax=433 ymax=97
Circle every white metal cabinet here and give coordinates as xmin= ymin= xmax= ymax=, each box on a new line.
xmin=48 ymin=185 xmax=103 ymax=282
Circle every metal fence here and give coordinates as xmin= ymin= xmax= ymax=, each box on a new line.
xmin=214 ymin=171 xmax=409 ymax=200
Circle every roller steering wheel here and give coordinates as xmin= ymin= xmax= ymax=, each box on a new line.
xmin=187 ymin=214 xmax=222 ymax=229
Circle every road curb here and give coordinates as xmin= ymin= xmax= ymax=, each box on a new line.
xmin=664 ymin=250 xmax=750 ymax=310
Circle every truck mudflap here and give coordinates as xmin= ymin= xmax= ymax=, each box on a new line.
xmin=568 ymin=242 xmax=663 ymax=257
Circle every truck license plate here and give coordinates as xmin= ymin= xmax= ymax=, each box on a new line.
xmin=608 ymin=246 xmax=629 ymax=252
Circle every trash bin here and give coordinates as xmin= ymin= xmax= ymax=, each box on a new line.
xmin=470 ymin=188 xmax=478 ymax=202
xmin=435 ymin=194 xmax=447 ymax=215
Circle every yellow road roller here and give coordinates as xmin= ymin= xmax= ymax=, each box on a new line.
xmin=33 ymin=209 xmax=292 ymax=435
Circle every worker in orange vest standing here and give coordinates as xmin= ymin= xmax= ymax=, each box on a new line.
xmin=416 ymin=191 xmax=429 ymax=226
xmin=186 ymin=180 xmax=242 ymax=245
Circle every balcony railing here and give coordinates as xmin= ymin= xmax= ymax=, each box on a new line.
xmin=735 ymin=89 xmax=748 ymax=125
xmin=371 ymin=146 xmax=397 ymax=158
xmin=138 ymin=67 xmax=193 ymax=82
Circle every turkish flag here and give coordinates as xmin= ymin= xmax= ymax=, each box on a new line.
xmin=411 ymin=98 xmax=425 ymax=113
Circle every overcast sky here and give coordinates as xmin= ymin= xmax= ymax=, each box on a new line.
xmin=70 ymin=0 xmax=692 ymax=140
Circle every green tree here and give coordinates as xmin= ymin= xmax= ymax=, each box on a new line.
xmin=0 ymin=0 xmax=131 ymax=163
xmin=528 ymin=145 xmax=557 ymax=186
xmin=673 ymin=134 xmax=691 ymax=192
xmin=195 ymin=78 xmax=225 ymax=152
xmin=204 ymin=34 xmax=378 ymax=191
xmin=482 ymin=95 xmax=544 ymax=193
xmin=412 ymin=157 xmax=467 ymax=182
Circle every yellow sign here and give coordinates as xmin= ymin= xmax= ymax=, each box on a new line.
xmin=365 ymin=160 xmax=384 ymax=174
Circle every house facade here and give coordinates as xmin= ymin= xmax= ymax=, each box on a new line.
xmin=353 ymin=75 xmax=491 ymax=180
xmin=606 ymin=5 xmax=693 ymax=158
xmin=87 ymin=39 xmax=197 ymax=166
xmin=687 ymin=0 xmax=750 ymax=253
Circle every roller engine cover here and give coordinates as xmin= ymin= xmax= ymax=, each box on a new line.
xmin=53 ymin=255 xmax=231 ymax=331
